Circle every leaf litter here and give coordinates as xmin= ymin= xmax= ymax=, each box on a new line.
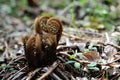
xmin=0 ymin=0 xmax=120 ymax=80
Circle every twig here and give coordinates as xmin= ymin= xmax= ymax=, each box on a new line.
xmin=71 ymin=75 xmax=76 ymax=80
xmin=117 ymin=52 xmax=120 ymax=55
xmin=3 ymin=41 xmax=9 ymax=59
xmin=7 ymin=66 xmax=27 ymax=80
xmin=57 ymin=45 xmax=80 ymax=52
xmin=26 ymin=68 xmax=41 ymax=80
xmin=12 ymin=55 xmax=25 ymax=62
xmin=55 ymin=68 xmax=69 ymax=80
xmin=58 ymin=41 xmax=66 ymax=45
xmin=111 ymin=57 xmax=120 ymax=63
xmin=37 ymin=61 xmax=58 ymax=80
xmin=58 ymin=51 xmax=120 ymax=66
xmin=0 ymin=55 xmax=25 ymax=75
xmin=62 ymin=32 xmax=83 ymax=40
xmin=50 ymin=72 xmax=62 ymax=80
xmin=59 ymin=51 xmax=90 ymax=64
xmin=97 ymin=41 xmax=120 ymax=49
xmin=105 ymin=32 xmax=110 ymax=43
xmin=62 ymin=32 xmax=103 ymax=42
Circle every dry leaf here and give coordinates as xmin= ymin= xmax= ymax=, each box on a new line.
xmin=83 ymin=51 xmax=100 ymax=61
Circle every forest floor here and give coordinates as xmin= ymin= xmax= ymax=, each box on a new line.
xmin=0 ymin=0 xmax=120 ymax=80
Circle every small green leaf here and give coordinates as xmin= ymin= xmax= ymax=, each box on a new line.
xmin=84 ymin=49 xmax=89 ymax=52
xmin=104 ymin=23 xmax=114 ymax=31
xmin=70 ymin=55 xmax=75 ymax=59
xmin=88 ymin=43 xmax=94 ymax=49
xmin=65 ymin=60 xmax=76 ymax=64
xmin=114 ymin=36 xmax=120 ymax=41
xmin=88 ymin=66 xmax=99 ymax=71
xmin=79 ymin=0 xmax=88 ymax=6
xmin=91 ymin=47 xmax=97 ymax=50
xmin=20 ymin=0 xmax=27 ymax=6
xmin=74 ymin=62 xmax=80 ymax=69
xmin=77 ymin=52 xmax=83 ymax=58
xmin=88 ymin=62 xmax=97 ymax=67
xmin=22 ymin=16 xmax=30 ymax=21
xmin=1 ymin=4 xmax=12 ymax=14
xmin=10 ymin=68 xmax=17 ymax=73
xmin=0 ymin=65 xmax=11 ymax=69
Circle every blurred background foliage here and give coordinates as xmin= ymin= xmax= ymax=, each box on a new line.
xmin=0 ymin=0 xmax=120 ymax=31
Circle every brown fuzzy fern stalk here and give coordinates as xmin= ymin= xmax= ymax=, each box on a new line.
xmin=47 ymin=17 xmax=63 ymax=42
xmin=34 ymin=16 xmax=50 ymax=34
xmin=23 ymin=16 xmax=63 ymax=71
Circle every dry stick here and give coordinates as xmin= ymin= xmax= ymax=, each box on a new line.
xmin=112 ymin=57 xmax=120 ymax=63
xmin=50 ymin=72 xmax=63 ymax=80
xmin=3 ymin=41 xmax=9 ymax=59
xmin=58 ymin=41 xmax=66 ymax=45
xmin=62 ymin=32 xmax=83 ymax=40
xmin=63 ymin=32 xmax=120 ymax=49
xmin=59 ymin=51 xmax=120 ymax=66
xmin=1 ymin=42 xmax=25 ymax=75
xmin=6 ymin=66 xmax=27 ymax=80
xmin=59 ymin=51 xmax=90 ymax=64
xmin=26 ymin=68 xmax=41 ymax=80
xmin=105 ymin=32 xmax=110 ymax=43
xmin=0 ymin=55 xmax=25 ymax=75
xmin=71 ymin=75 xmax=76 ymax=80
xmin=97 ymin=41 xmax=120 ymax=49
xmin=37 ymin=61 xmax=58 ymax=80
xmin=55 ymin=68 xmax=69 ymax=80
xmin=12 ymin=55 xmax=25 ymax=62
xmin=106 ymin=43 xmax=120 ymax=49
xmin=62 ymin=32 xmax=103 ymax=42
xmin=117 ymin=52 xmax=120 ymax=55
